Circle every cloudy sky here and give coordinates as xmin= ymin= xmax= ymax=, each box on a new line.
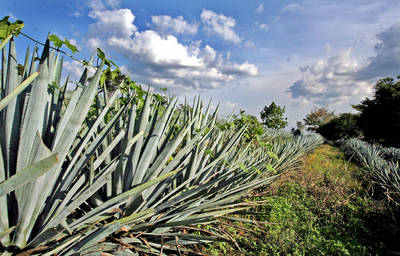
xmin=3 ymin=0 xmax=400 ymax=127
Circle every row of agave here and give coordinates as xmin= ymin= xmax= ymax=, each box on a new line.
xmin=0 ymin=36 xmax=323 ymax=255
xmin=338 ymin=138 xmax=400 ymax=205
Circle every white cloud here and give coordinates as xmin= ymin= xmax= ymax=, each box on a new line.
xmin=282 ymin=3 xmax=303 ymax=12
xmin=63 ymin=61 xmax=84 ymax=82
xmin=87 ymin=0 xmax=106 ymax=11
xmin=86 ymin=7 xmax=257 ymax=91
xmin=256 ymin=4 xmax=264 ymax=14
xmin=259 ymin=23 xmax=269 ymax=31
xmin=87 ymin=37 xmax=101 ymax=51
xmin=289 ymin=49 xmax=373 ymax=105
xmin=151 ymin=15 xmax=198 ymax=35
xmin=63 ymin=61 xmax=96 ymax=86
xmin=88 ymin=8 xmax=137 ymax=39
xmin=68 ymin=38 xmax=80 ymax=51
xmin=105 ymin=0 xmax=120 ymax=8
xmin=200 ymin=9 xmax=241 ymax=44
xmin=288 ymin=22 xmax=400 ymax=106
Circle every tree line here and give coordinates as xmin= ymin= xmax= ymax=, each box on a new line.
xmin=258 ymin=75 xmax=400 ymax=147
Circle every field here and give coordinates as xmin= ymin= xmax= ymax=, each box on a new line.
xmin=201 ymin=145 xmax=400 ymax=255
xmin=1 ymin=19 xmax=400 ymax=255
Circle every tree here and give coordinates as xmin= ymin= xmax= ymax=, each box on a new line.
xmin=303 ymin=107 xmax=335 ymax=132
xmin=234 ymin=110 xmax=264 ymax=142
xmin=260 ymin=102 xmax=288 ymax=129
xmin=317 ymin=113 xmax=361 ymax=141
xmin=291 ymin=121 xmax=305 ymax=136
xmin=353 ymin=76 xmax=400 ymax=147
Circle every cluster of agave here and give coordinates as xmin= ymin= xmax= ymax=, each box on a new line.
xmin=266 ymin=132 xmax=324 ymax=173
xmin=0 ymin=36 xmax=323 ymax=255
xmin=339 ymin=138 xmax=400 ymax=205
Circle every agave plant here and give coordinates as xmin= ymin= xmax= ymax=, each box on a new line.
xmin=0 ymin=35 xmax=281 ymax=255
xmin=0 ymin=32 xmax=326 ymax=255
xmin=339 ymin=138 xmax=400 ymax=204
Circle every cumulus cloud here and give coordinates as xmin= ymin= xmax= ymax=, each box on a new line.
xmin=282 ymin=3 xmax=303 ymax=12
xmin=289 ymin=22 xmax=400 ymax=105
xmin=63 ymin=61 xmax=96 ymax=87
xmin=105 ymin=0 xmax=120 ymax=8
xmin=151 ymin=15 xmax=198 ymax=35
xmin=86 ymin=7 xmax=257 ymax=91
xmin=88 ymin=8 xmax=137 ymax=39
xmin=259 ymin=23 xmax=269 ymax=31
xmin=256 ymin=4 xmax=264 ymax=14
xmin=87 ymin=7 xmax=137 ymax=51
xmin=289 ymin=49 xmax=373 ymax=105
xmin=87 ymin=0 xmax=106 ymax=11
xmin=200 ymin=9 xmax=241 ymax=44
xmin=356 ymin=22 xmax=400 ymax=80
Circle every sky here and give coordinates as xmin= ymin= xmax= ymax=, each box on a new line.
xmin=3 ymin=0 xmax=400 ymax=127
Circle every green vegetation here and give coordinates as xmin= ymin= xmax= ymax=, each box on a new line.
xmin=317 ymin=113 xmax=361 ymax=141
xmin=0 ymin=21 xmax=324 ymax=255
xmin=303 ymin=107 xmax=335 ymax=132
xmin=354 ymin=76 xmax=400 ymax=147
xmin=339 ymin=138 xmax=400 ymax=206
xmin=260 ymin=102 xmax=288 ymax=129
xmin=202 ymin=145 xmax=400 ymax=255
xmin=1 ymin=17 xmax=399 ymax=256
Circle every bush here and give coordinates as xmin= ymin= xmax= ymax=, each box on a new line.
xmin=317 ymin=113 xmax=361 ymax=141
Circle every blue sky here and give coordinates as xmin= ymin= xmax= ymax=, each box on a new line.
xmin=3 ymin=0 xmax=400 ymax=127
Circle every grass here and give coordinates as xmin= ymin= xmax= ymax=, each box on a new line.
xmin=199 ymin=145 xmax=400 ymax=255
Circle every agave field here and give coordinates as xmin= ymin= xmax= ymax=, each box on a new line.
xmin=0 ymin=34 xmax=323 ymax=255
xmin=339 ymin=138 xmax=400 ymax=205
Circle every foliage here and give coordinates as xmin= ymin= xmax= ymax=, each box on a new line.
xmin=353 ymin=76 xmax=400 ymax=147
xmin=48 ymin=34 xmax=78 ymax=54
xmin=339 ymin=138 xmax=400 ymax=205
xmin=260 ymin=102 xmax=288 ymax=129
xmin=0 ymin=16 xmax=24 ymax=40
xmin=202 ymin=145 xmax=400 ymax=255
xmin=291 ymin=121 xmax=305 ymax=136
xmin=317 ymin=113 xmax=361 ymax=141
xmin=304 ymin=107 xmax=335 ymax=132
xmin=232 ymin=110 xmax=264 ymax=142
xmin=0 ymin=34 xmax=289 ymax=255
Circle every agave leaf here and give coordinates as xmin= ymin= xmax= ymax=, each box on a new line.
xmin=14 ymin=132 xmax=52 ymax=247
xmin=0 ymin=34 xmax=12 ymax=51
xmin=71 ymin=208 xmax=155 ymax=254
xmin=0 ymin=143 xmax=9 ymax=245
xmin=16 ymin=39 xmax=50 ymax=173
xmin=26 ymin=60 xmax=105 ymax=248
xmin=42 ymin=158 xmax=120 ymax=231
xmin=0 ymin=153 xmax=58 ymax=197
xmin=1 ymin=48 xmax=6 ymax=97
xmin=62 ymin=89 xmax=120 ymax=176
xmin=123 ymin=88 xmax=152 ymax=190
xmin=3 ymin=37 xmax=21 ymax=180
xmin=131 ymin=98 xmax=177 ymax=185
xmin=0 ymin=226 xmax=15 ymax=240
xmin=41 ymin=234 xmax=82 ymax=256
xmin=69 ymin=168 xmax=182 ymax=230
xmin=0 ymin=71 xmax=39 ymax=111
